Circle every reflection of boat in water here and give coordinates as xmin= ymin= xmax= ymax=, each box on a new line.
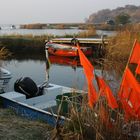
xmin=45 ymin=42 xmax=93 ymax=57
xmin=49 ymin=55 xmax=81 ymax=67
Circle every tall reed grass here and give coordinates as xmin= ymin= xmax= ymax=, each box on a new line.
xmin=77 ymin=26 xmax=96 ymax=38
xmin=54 ymin=96 xmax=139 ymax=140
xmin=103 ymin=24 xmax=140 ymax=74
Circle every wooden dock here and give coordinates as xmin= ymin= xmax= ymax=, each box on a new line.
xmin=46 ymin=37 xmax=109 ymax=45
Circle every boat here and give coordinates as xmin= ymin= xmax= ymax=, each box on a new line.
xmin=45 ymin=42 xmax=93 ymax=57
xmin=0 ymin=77 xmax=85 ymax=127
xmin=49 ymin=55 xmax=81 ymax=67
xmin=11 ymin=25 xmax=16 ymax=29
xmin=0 ymin=68 xmax=12 ymax=93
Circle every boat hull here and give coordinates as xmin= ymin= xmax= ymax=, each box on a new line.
xmin=46 ymin=42 xmax=93 ymax=57
xmin=0 ymin=83 xmax=84 ymax=127
xmin=48 ymin=47 xmax=92 ymax=57
xmin=0 ymin=96 xmax=65 ymax=127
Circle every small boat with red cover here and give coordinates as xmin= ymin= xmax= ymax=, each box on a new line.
xmin=45 ymin=42 xmax=93 ymax=57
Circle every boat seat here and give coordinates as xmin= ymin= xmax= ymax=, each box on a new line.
xmin=34 ymin=100 xmax=57 ymax=110
xmin=0 ymin=92 xmax=26 ymax=102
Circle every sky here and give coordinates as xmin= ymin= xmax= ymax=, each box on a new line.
xmin=0 ymin=0 xmax=140 ymax=24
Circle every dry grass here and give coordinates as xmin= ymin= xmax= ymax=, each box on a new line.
xmin=0 ymin=109 xmax=52 ymax=140
xmin=77 ymin=26 xmax=96 ymax=38
xmin=103 ymin=24 xmax=140 ymax=74
xmin=0 ymin=47 xmax=11 ymax=60
xmin=57 ymin=97 xmax=140 ymax=140
xmin=0 ymin=42 xmax=11 ymax=60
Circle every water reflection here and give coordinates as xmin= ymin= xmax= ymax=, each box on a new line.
xmin=3 ymin=58 xmax=86 ymax=92
xmin=3 ymin=57 xmax=120 ymax=94
xmin=48 ymin=55 xmax=81 ymax=68
xmin=3 ymin=59 xmax=46 ymax=92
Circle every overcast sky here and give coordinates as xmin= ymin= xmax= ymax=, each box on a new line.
xmin=0 ymin=0 xmax=140 ymax=24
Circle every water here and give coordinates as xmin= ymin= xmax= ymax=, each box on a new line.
xmin=0 ymin=24 xmax=84 ymax=36
xmin=96 ymin=30 xmax=116 ymax=37
xmin=0 ymin=24 xmax=115 ymax=36
xmin=3 ymin=59 xmax=86 ymax=92
xmin=3 ymin=58 xmax=120 ymax=95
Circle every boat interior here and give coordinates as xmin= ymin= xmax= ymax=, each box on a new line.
xmin=0 ymin=83 xmax=85 ymax=116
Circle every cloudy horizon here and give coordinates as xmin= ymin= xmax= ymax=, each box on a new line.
xmin=0 ymin=0 xmax=140 ymax=24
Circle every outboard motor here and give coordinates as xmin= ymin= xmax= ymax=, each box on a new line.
xmin=14 ymin=77 xmax=43 ymax=98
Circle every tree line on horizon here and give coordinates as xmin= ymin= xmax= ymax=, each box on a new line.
xmin=86 ymin=5 xmax=140 ymax=25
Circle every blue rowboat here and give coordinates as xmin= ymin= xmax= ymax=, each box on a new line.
xmin=0 ymin=82 xmax=84 ymax=127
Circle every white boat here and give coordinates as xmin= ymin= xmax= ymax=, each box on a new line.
xmin=0 ymin=68 xmax=12 ymax=93
xmin=0 ymin=77 xmax=85 ymax=127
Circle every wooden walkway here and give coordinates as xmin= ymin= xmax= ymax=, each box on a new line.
xmin=46 ymin=37 xmax=109 ymax=45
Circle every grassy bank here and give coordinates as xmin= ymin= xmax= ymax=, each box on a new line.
xmin=0 ymin=109 xmax=52 ymax=140
xmin=0 ymin=27 xmax=96 ymax=58
xmin=0 ymin=36 xmax=46 ymax=57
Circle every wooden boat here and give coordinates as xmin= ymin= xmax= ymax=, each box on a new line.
xmin=45 ymin=42 xmax=93 ymax=57
xmin=0 ymin=78 xmax=85 ymax=127
xmin=0 ymin=68 xmax=12 ymax=93
xmin=49 ymin=55 xmax=81 ymax=67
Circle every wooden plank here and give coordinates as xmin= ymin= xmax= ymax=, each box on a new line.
xmin=46 ymin=38 xmax=108 ymax=45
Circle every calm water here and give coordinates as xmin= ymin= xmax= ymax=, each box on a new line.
xmin=0 ymin=24 xmax=115 ymax=36
xmin=3 ymin=57 xmax=119 ymax=94
xmin=0 ymin=24 xmax=84 ymax=36
xmin=3 ymin=59 xmax=86 ymax=92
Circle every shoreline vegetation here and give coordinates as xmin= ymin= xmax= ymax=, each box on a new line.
xmin=0 ymin=26 xmax=96 ymax=58
xmin=104 ymin=24 xmax=140 ymax=74
xmin=0 ymin=23 xmax=140 ymax=139
xmin=20 ymin=23 xmax=116 ymax=31
xmin=0 ymin=24 xmax=139 ymax=64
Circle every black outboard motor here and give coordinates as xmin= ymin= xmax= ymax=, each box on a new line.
xmin=14 ymin=77 xmax=43 ymax=98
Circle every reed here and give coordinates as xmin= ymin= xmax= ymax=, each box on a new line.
xmin=102 ymin=24 xmax=140 ymax=74
xmin=0 ymin=42 xmax=11 ymax=68
xmin=0 ymin=35 xmax=49 ymax=56
xmin=0 ymin=47 xmax=11 ymax=59
xmin=77 ymin=26 xmax=96 ymax=38
xmin=57 ymin=95 xmax=139 ymax=140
